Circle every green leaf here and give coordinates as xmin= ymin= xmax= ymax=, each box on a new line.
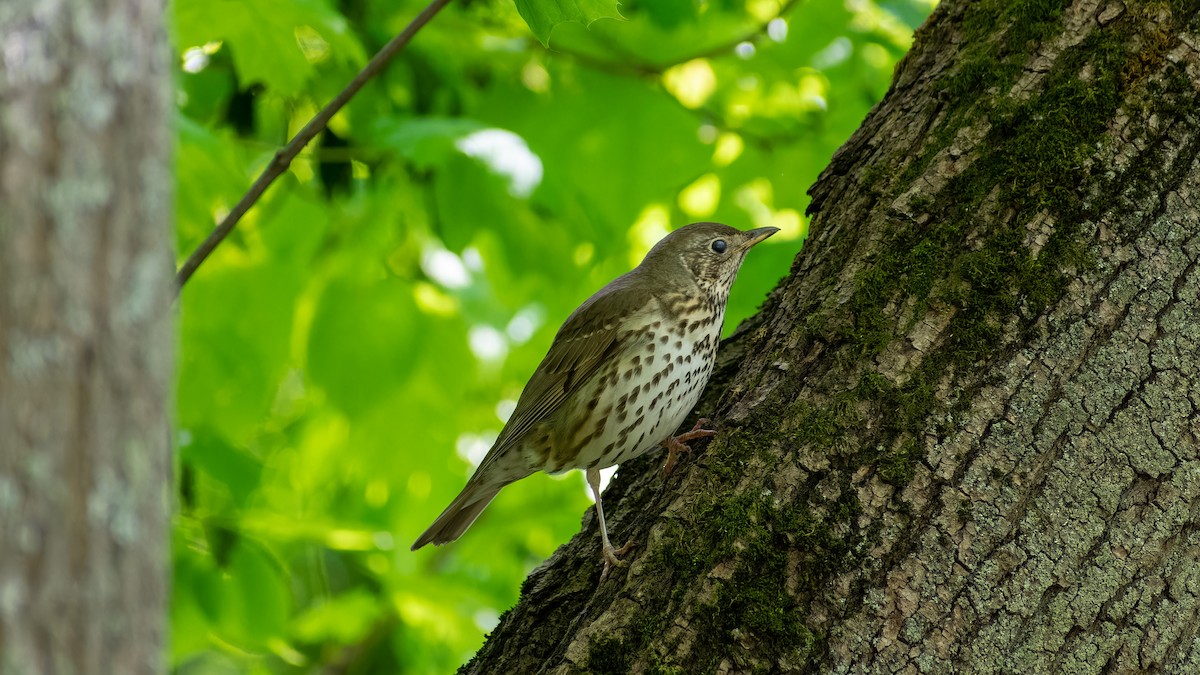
xmin=435 ymin=152 xmax=522 ymax=251
xmin=172 ymin=537 xmax=289 ymax=652
xmin=174 ymin=114 xmax=249 ymax=253
xmin=369 ymin=117 xmax=487 ymax=169
xmin=306 ymin=277 xmax=421 ymax=414
xmin=181 ymin=431 xmax=264 ymax=509
xmin=291 ymin=590 xmax=384 ymax=645
xmin=637 ymin=0 xmax=696 ymax=29
xmin=225 ymin=542 xmax=291 ymax=643
xmin=170 ymin=541 xmax=218 ymax=663
xmin=203 ymin=520 xmax=241 ymax=568
xmin=173 ymin=0 xmax=365 ymax=95
xmin=178 ymin=259 xmax=300 ymax=441
xmin=513 ymin=0 xmax=624 ymax=46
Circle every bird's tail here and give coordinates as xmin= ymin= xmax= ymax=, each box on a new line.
xmin=411 ymin=481 xmax=502 ymax=550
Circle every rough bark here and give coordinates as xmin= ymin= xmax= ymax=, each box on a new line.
xmin=465 ymin=1 xmax=1200 ymax=673
xmin=0 ymin=1 xmax=173 ymax=673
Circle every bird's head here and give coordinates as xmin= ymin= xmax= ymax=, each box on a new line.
xmin=641 ymin=222 xmax=779 ymax=302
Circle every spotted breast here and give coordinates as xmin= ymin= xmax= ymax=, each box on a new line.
xmin=525 ymin=292 xmax=724 ymax=475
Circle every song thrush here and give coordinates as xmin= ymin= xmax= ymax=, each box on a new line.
xmin=412 ymin=222 xmax=778 ymax=569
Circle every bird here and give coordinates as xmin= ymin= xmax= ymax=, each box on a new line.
xmin=411 ymin=222 xmax=779 ymax=570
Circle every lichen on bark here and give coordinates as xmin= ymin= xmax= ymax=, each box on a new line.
xmin=0 ymin=0 xmax=174 ymax=673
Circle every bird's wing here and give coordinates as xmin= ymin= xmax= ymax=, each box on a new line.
xmin=479 ymin=275 xmax=652 ymax=471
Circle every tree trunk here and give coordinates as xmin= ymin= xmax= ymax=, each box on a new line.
xmin=465 ymin=1 xmax=1200 ymax=673
xmin=0 ymin=1 xmax=173 ymax=673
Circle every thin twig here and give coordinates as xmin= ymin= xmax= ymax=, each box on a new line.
xmin=174 ymin=0 xmax=454 ymax=293
xmin=228 ymin=136 xmax=381 ymax=163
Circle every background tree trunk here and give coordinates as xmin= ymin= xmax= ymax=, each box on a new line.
xmin=0 ymin=1 xmax=173 ymax=673
xmin=466 ymin=1 xmax=1200 ymax=673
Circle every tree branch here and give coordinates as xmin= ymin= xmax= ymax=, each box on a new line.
xmin=173 ymin=0 xmax=454 ymax=293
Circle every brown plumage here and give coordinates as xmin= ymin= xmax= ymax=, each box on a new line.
xmin=412 ymin=222 xmax=778 ymax=568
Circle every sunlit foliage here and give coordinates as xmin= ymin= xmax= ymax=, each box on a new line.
xmin=170 ymin=0 xmax=935 ymax=671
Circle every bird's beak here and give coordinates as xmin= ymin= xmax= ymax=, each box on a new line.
xmin=740 ymin=227 xmax=780 ymax=250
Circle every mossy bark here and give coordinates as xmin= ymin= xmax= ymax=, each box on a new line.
xmin=0 ymin=0 xmax=173 ymax=673
xmin=466 ymin=1 xmax=1200 ymax=673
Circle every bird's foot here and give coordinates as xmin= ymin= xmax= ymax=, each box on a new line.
xmin=600 ymin=539 xmax=635 ymax=581
xmin=660 ymin=418 xmax=716 ymax=478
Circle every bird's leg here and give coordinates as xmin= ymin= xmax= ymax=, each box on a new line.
xmin=660 ymin=418 xmax=716 ymax=478
xmin=586 ymin=468 xmax=633 ymax=578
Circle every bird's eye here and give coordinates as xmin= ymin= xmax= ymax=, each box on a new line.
xmin=711 ymin=239 xmax=727 ymax=253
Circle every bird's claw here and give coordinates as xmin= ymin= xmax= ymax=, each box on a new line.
xmin=660 ymin=418 xmax=717 ymax=478
xmin=600 ymin=540 xmax=635 ymax=581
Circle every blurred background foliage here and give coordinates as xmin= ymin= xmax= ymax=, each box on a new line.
xmin=170 ymin=0 xmax=936 ymax=671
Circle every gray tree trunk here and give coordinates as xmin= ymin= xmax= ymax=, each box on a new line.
xmin=0 ymin=0 xmax=173 ymax=673
xmin=466 ymin=1 xmax=1200 ymax=673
